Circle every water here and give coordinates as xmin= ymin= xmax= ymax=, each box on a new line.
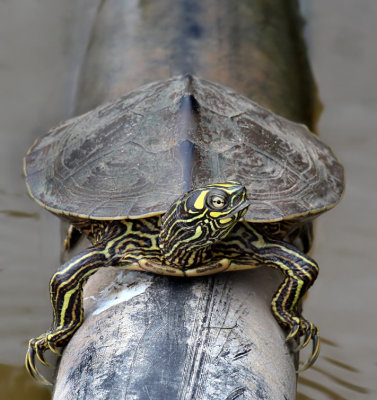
xmin=0 ymin=1 xmax=94 ymax=397
xmin=1 ymin=1 xmax=376 ymax=399
xmin=296 ymin=1 xmax=377 ymax=398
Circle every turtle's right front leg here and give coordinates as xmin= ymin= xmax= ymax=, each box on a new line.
xmin=26 ymin=244 xmax=114 ymax=384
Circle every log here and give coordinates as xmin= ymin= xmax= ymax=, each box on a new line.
xmin=53 ymin=0 xmax=316 ymax=399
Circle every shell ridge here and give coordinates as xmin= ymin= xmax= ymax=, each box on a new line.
xmin=24 ymin=75 xmax=344 ymax=221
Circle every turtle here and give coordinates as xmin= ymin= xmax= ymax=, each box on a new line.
xmin=24 ymin=74 xmax=344 ymax=384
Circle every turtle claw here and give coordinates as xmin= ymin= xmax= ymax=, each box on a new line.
xmin=293 ymin=328 xmax=312 ymax=352
xmin=47 ymin=336 xmax=62 ymax=356
xmin=25 ymin=342 xmax=52 ymax=385
xmin=297 ymin=332 xmax=320 ymax=372
xmin=35 ymin=345 xmax=52 ymax=368
xmin=285 ymin=323 xmax=300 ymax=342
xmin=285 ymin=318 xmax=320 ymax=372
xmin=285 ymin=317 xmax=301 ymax=341
xmin=25 ymin=334 xmax=60 ymax=385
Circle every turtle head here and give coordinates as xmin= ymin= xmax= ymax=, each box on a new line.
xmin=159 ymin=182 xmax=249 ymax=267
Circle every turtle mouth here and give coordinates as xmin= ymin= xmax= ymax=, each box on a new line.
xmin=227 ymin=200 xmax=250 ymax=217
xmin=220 ymin=185 xmax=250 ymax=219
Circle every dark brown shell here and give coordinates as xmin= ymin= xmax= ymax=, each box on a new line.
xmin=24 ymin=75 xmax=344 ymax=222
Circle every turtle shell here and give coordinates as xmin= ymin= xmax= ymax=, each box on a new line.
xmin=24 ymin=75 xmax=344 ymax=222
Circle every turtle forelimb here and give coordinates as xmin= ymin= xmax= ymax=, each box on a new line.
xmin=26 ymin=243 xmax=115 ymax=384
xmin=255 ymin=235 xmax=320 ymax=371
xmin=26 ymin=333 xmax=60 ymax=385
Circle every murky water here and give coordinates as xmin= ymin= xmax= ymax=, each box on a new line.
xmin=296 ymin=1 xmax=377 ymax=398
xmin=0 ymin=1 xmax=376 ymax=399
xmin=0 ymin=1 xmax=93 ymax=397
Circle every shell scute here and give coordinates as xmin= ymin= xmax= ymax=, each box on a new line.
xmin=24 ymin=75 xmax=344 ymax=221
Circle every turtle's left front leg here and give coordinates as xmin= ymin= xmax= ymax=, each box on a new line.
xmin=249 ymin=227 xmax=320 ymax=370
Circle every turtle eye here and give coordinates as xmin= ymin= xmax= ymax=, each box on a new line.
xmin=208 ymin=194 xmax=227 ymax=210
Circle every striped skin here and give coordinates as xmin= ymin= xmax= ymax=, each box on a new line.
xmin=26 ymin=182 xmax=319 ymax=384
xmin=159 ymin=182 xmax=249 ymax=267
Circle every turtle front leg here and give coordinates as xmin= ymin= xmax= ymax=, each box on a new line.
xmin=63 ymin=224 xmax=83 ymax=251
xmin=249 ymin=228 xmax=320 ymax=370
xmin=26 ymin=244 xmax=113 ymax=384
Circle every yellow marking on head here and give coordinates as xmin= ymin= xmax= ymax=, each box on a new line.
xmin=220 ymin=217 xmax=232 ymax=224
xmin=209 ymin=211 xmax=228 ymax=218
xmin=191 ymin=225 xmax=203 ymax=240
xmin=193 ymin=190 xmax=208 ymax=210
xmin=240 ymin=208 xmax=248 ymax=217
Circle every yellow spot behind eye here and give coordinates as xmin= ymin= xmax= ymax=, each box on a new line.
xmin=194 ymin=191 xmax=208 ymax=210
xmin=209 ymin=211 xmax=226 ymax=218
xmin=220 ymin=217 xmax=232 ymax=224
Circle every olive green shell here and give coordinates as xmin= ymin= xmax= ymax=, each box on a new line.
xmin=24 ymin=75 xmax=344 ymax=222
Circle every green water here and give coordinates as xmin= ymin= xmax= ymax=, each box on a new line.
xmin=0 ymin=364 xmax=50 ymax=400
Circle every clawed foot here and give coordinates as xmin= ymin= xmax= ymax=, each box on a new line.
xmin=285 ymin=316 xmax=320 ymax=372
xmin=25 ymin=333 xmax=62 ymax=385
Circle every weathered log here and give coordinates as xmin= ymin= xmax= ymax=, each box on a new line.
xmin=53 ymin=0 xmax=316 ymax=399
